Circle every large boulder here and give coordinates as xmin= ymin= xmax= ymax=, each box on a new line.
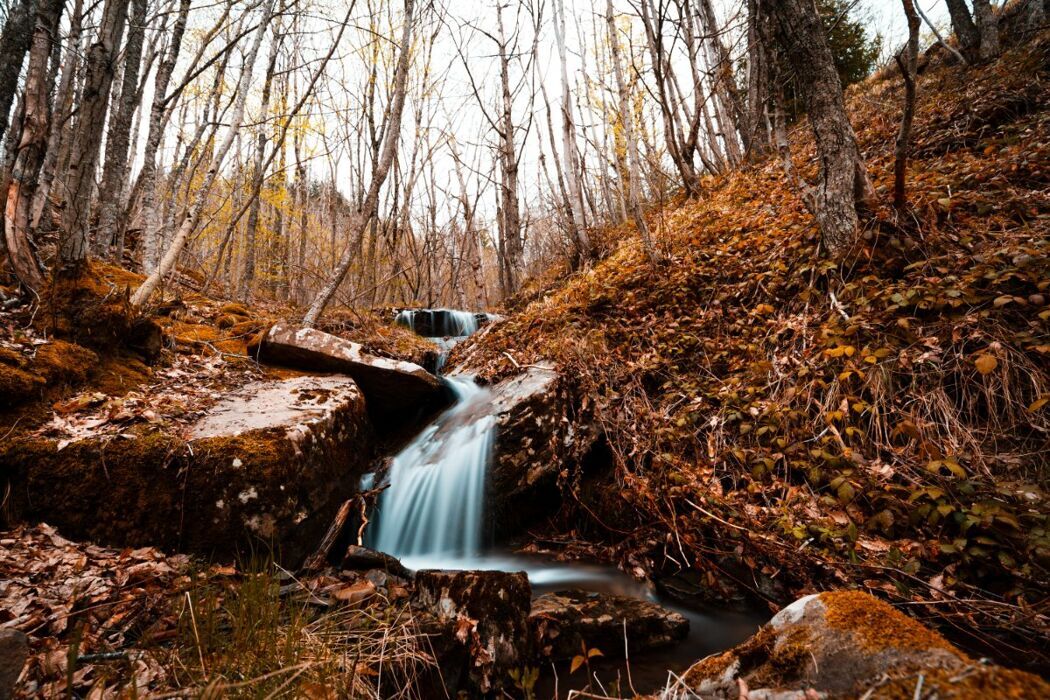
xmin=1 ymin=376 xmax=373 ymax=564
xmin=482 ymin=364 xmax=588 ymax=536
xmin=681 ymin=590 xmax=1050 ymax=699
xmin=412 ymin=569 xmax=532 ymax=694
xmin=530 ymin=589 xmax=689 ymax=659
xmin=251 ymin=322 xmax=444 ymax=418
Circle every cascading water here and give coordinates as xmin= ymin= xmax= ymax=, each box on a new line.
xmin=365 ymin=376 xmax=495 ymax=568
xmin=365 ymin=308 xmax=762 ymax=694
xmin=364 ymin=308 xmax=496 ymax=567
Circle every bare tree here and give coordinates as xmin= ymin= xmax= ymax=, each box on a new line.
xmin=756 ymin=0 xmax=877 ymax=259
xmin=302 ymin=0 xmax=416 ymax=326
xmin=131 ymin=0 xmax=274 ymax=306
xmin=96 ymin=0 xmax=147 ymax=255
xmin=59 ymin=0 xmax=130 ymax=269
xmin=3 ymin=0 xmax=65 ymax=293
xmin=972 ymin=0 xmax=999 ymax=60
xmin=0 ymin=0 xmax=35 ymax=146
xmin=607 ymin=0 xmax=656 ymax=262
xmin=945 ymin=0 xmax=981 ymax=60
xmin=894 ymin=0 xmax=920 ymax=210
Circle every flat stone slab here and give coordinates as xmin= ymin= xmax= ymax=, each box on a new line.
xmin=530 ymin=589 xmax=689 ymax=659
xmin=3 ymin=376 xmax=373 ymax=564
xmin=190 ymin=375 xmax=359 ymax=439
xmin=252 ymin=322 xmax=443 ymax=417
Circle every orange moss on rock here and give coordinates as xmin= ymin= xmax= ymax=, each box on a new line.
xmin=875 ymin=665 xmax=1050 ymax=699
xmin=822 ymin=591 xmax=959 ymax=656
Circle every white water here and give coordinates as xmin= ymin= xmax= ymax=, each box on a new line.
xmin=395 ymin=308 xmax=483 ymax=337
xmin=365 ymin=374 xmax=496 ymax=563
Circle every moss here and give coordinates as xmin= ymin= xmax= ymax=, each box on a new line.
xmin=0 ymin=362 xmax=45 ymax=406
xmin=219 ymin=303 xmax=252 ymax=317
xmin=822 ymin=591 xmax=959 ymax=656
xmin=33 ymin=341 xmax=98 ymax=385
xmin=216 ymin=314 xmax=239 ymax=329
xmin=875 ymin=665 xmax=1050 ymax=699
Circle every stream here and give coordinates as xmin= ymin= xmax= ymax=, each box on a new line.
xmin=363 ymin=309 xmax=762 ymax=694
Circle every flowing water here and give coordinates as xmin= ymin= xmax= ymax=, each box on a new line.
xmin=366 ymin=309 xmax=763 ymax=694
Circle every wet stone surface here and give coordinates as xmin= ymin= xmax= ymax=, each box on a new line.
xmin=530 ymin=589 xmax=690 ymax=660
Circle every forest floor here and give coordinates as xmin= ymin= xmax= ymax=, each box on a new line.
xmin=453 ymin=33 xmax=1050 ymax=672
xmin=0 ymin=28 xmax=1048 ymax=700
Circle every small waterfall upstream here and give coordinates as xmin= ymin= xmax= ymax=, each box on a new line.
xmin=364 ymin=308 xmax=496 ymax=567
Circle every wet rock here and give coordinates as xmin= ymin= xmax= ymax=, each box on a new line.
xmin=341 ymin=544 xmax=411 ymax=578
xmin=483 ymin=364 xmax=588 ymax=536
xmin=413 ymin=569 xmax=532 ymax=693
xmin=679 ymin=590 xmax=1050 ymax=698
xmin=0 ymin=629 xmax=28 ymax=700
xmin=3 ymin=376 xmax=372 ymax=565
xmin=251 ymin=322 xmax=444 ymax=417
xmin=530 ymin=589 xmax=689 ymax=659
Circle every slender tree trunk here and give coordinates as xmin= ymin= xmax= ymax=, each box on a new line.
xmin=131 ymin=0 xmax=273 ymax=307
xmin=59 ymin=0 xmax=129 ymax=268
xmin=96 ymin=0 xmax=146 ymax=256
xmin=239 ymin=18 xmax=282 ymax=301
xmin=302 ymin=0 xmax=415 ymax=327
xmin=3 ymin=0 xmax=64 ymax=293
xmin=746 ymin=0 xmax=772 ymax=159
xmin=0 ymin=0 xmax=35 ymax=148
xmin=30 ymin=0 xmax=83 ymax=234
xmin=972 ymin=0 xmax=999 ymax=60
xmin=756 ymin=0 xmax=877 ymax=259
xmin=894 ymin=0 xmax=920 ymax=210
xmin=139 ymin=0 xmax=190 ymax=272
xmin=945 ymin=0 xmax=981 ymax=60
xmin=607 ymin=0 xmax=656 ymax=262
xmin=553 ymin=0 xmax=591 ymax=261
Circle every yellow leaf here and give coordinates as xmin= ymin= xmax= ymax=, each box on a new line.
xmin=570 ymin=656 xmax=586 ymax=674
xmin=974 ymin=355 xmax=997 ymax=374
xmin=588 ymin=648 xmax=604 ymax=658
xmin=1028 ymin=398 xmax=1048 ymax=412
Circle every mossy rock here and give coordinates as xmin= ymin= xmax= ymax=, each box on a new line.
xmin=1 ymin=376 xmax=374 ymax=565
xmin=682 ymin=590 xmax=1048 ymax=698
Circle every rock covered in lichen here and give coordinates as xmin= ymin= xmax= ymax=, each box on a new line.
xmin=2 ymin=376 xmax=373 ymax=565
xmin=412 ymin=569 xmax=532 ymax=694
xmin=680 ymin=590 xmax=1049 ymax=699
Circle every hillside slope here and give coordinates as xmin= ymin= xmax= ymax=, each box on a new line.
xmin=454 ymin=34 xmax=1050 ymax=667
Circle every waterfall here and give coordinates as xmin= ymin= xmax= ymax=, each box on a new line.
xmin=365 ymin=377 xmax=495 ymax=567
xmin=364 ymin=308 xmax=496 ymax=568
xmin=395 ymin=308 xmax=490 ymax=338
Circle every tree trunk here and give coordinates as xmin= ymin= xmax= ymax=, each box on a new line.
xmin=746 ymin=0 xmax=773 ymax=159
xmin=96 ymin=0 xmax=146 ymax=256
xmin=302 ymin=0 xmax=415 ymax=327
xmin=138 ymin=0 xmax=190 ymax=272
xmin=238 ymin=18 xmax=282 ymax=301
xmin=945 ymin=0 xmax=981 ymax=60
xmin=607 ymin=0 xmax=656 ymax=262
xmin=130 ymin=0 xmax=273 ymax=307
xmin=3 ymin=0 xmax=64 ymax=293
xmin=0 ymin=0 xmax=35 ymax=147
xmin=553 ymin=0 xmax=592 ymax=262
xmin=29 ymin=0 xmax=83 ymax=235
xmin=972 ymin=0 xmax=999 ymax=60
xmin=894 ymin=0 xmax=920 ymax=210
xmin=58 ymin=0 xmax=129 ymax=268
xmin=757 ymin=0 xmax=876 ymax=259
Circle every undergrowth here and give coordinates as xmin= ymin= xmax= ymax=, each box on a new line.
xmin=454 ymin=35 xmax=1050 ymax=667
